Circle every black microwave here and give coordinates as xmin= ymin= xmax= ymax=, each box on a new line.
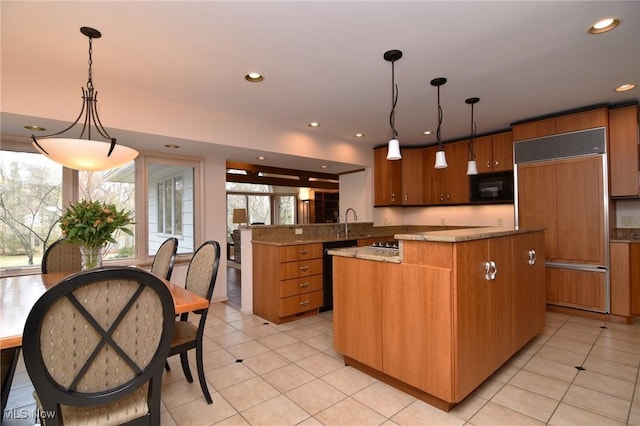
xmin=469 ymin=171 xmax=514 ymax=203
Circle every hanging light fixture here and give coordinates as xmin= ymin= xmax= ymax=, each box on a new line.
xmin=31 ymin=27 xmax=138 ymax=172
xmin=431 ymin=77 xmax=448 ymax=169
xmin=384 ymin=49 xmax=403 ymax=160
xmin=465 ymin=97 xmax=480 ymax=175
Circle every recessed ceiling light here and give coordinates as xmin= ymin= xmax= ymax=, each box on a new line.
xmin=308 ymin=122 xmax=320 ymax=127
xmin=354 ymin=133 xmax=365 ymax=138
xmin=25 ymin=125 xmax=46 ymax=131
xmin=256 ymin=156 xmax=266 ymax=160
xmin=615 ymin=83 xmax=636 ymax=92
xmin=423 ymin=130 xmax=432 ymax=135
xmin=164 ymin=144 xmax=180 ymax=149
xmin=588 ymin=17 xmax=620 ymax=34
xmin=245 ymin=72 xmax=264 ymax=82
xmin=320 ymin=165 xmax=329 ymax=169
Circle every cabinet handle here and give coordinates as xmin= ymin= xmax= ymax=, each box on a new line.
xmin=404 ymin=194 xmax=408 ymax=202
xmin=446 ymin=194 xmax=451 ymax=200
xmin=299 ymin=300 xmax=310 ymax=307
xmin=299 ymin=249 xmax=309 ymax=255
xmin=440 ymin=193 xmax=445 ymax=201
xmin=528 ymin=249 xmax=537 ymax=265
xmin=299 ymin=282 xmax=310 ymax=288
xmin=485 ymin=261 xmax=497 ymax=280
xmin=487 ymin=160 xmax=491 ymax=168
xmin=494 ymin=160 xmax=499 ymax=167
xmin=391 ymin=193 xmax=395 ymax=202
xmin=299 ymin=266 xmax=309 ymax=271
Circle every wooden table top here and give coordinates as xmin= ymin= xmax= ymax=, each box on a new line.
xmin=0 ymin=271 xmax=209 ymax=349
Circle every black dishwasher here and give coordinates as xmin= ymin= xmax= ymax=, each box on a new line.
xmin=321 ymin=240 xmax=357 ymax=312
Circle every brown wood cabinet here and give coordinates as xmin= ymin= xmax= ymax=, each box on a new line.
xmin=424 ymin=141 xmax=469 ymax=204
xmin=473 ymin=131 xmax=514 ymax=173
xmin=609 ymin=104 xmax=640 ymax=197
xmin=333 ymin=230 xmax=545 ymax=409
xmin=373 ymin=147 xmax=424 ymax=206
xmin=253 ymin=242 xmax=324 ymax=323
xmin=610 ymin=242 xmax=640 ymax=316
xmin=512 ymin=108 xmax=608 ymax=141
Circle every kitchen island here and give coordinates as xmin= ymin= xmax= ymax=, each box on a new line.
xmin=329 ymin=227 xmax=545 ymax=411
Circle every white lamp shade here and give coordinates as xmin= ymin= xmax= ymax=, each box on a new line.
xmin=299 ymin=187 xmax=311 ymax=201
xmin=386 ymin=138 xmax=402 ymax=160
xmin=32 ymin=138 xmax=139 ymax=172
xmin=466 ymin=160 xmax=478 ymax=175
xmin=434 ymin=150 xmax=448 ymax=169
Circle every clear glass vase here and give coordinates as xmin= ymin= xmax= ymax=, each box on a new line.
xmin=79 ymin=245 xmax=103 ymax=270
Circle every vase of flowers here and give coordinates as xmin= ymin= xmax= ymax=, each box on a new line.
xmin=59 ymin=199 xmax=134 ymax=270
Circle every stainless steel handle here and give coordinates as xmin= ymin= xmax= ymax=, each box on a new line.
xmin=487 ymin=160 xmax=491 ymax=168
xmin=485 ymin=261 xmax=497 ymax=280
xmin=391 ymin=193 xmax=395 ymax=202
xmin=404 ymin=194 xmax=408 ymax=202
xmin=446 ymin=193 xmax=451 ymax=200
xmin=299 ymin=282 xmax=309 ymax=288
xmin=528 ymin=249 xmax=537 ymax=265
xmin=494 ymin=160 xmax=499 ymax=167
xmin=299 ymin=300 xmax=309 ymax=307
xmin=299 ymin=249 xmax=309 ymax=255
xmin=440 ymin=193 xmax=445 ymax=201
xmin=299 ymin=266 xmax=309 ymax=271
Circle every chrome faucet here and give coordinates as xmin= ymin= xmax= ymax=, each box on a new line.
xmin=344 ymin=208 xmax=358 ymax=238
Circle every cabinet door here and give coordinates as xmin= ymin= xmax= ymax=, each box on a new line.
xmin=381 ymin=263 xmax=453 ymax=401
xmin=473 ymin=135 xmax=494 ymax=173
xmin=546 ymin=267 xmax=606 ymax=312
xmin=374 ymin=147 xmax=402 ymax=206
xmin=423 ymin=146 xmax=443 ymax=204
xmin=454 ymin=240 xmax=491 ymax=400
xmin=555 ymin=108 xmax=607 ymax=134
xmin=517 ymin=162 xmax=558 ymax=259
xmin=332 ymin=257 xmax=383 ymax=370
xmin=492 ymin=132 xmax=514 ymax=172
xmin=555 ymin=156 xmax=605 ymax=265
xmin=512 ymin=232 xmax=546 ymax=351
xmin=445 ymin=140 xmax=470 ymax=204
xmin=512 ymin=118 xmax=556 ymax=141
xmin=488 ymin=236 xmax=513 ymax=369
xmin=401 ymin=148 xmax=424 ymax=205
xmin=609 ymin=104 xmax=640 ymax=197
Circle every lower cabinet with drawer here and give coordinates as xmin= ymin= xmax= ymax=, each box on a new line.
xmin=253 ymin=242 xmax=324 ymax=323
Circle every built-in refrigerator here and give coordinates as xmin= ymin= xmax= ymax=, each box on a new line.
xmin=514 ymin=127 xmax=610 ymax=313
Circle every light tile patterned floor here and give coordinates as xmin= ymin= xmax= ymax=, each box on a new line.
xmin=4 ymin=305 xmax=640 ymax=425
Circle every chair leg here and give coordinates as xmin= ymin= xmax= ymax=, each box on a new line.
xmin=179 ymin=352 xmax=193 ymax=383
xmin=196 ymin=340 xmax=213 ymax=404
xmin=164 ymin=361 xmax=171 ymax=371
xmin=1 ymin=348 xmax=21 ymax=415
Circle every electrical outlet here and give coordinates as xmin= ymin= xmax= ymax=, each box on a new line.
xmin=384 ymin=218 xmax=391 ymax=225
xmin=440 ymin=218 xmax=446 ymax=226
xmin=632 ymin=217 xmax=640 ymax=227
xmin=294 ymin=228 xmax=303 ymax=235
xmin=621 ymin=216 xmax=633 ymax=226
xmin=497 ymin=217 xmax=504 ymax=226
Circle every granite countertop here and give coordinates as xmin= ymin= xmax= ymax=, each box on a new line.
xmin=327 ymin=246 xmax=401 ymax=263
xmin=610 ymin=228 xmax=640 ymax=243
xmin=395 ymin=226 xmax=545 ymax=243
xmin=251 ymin=235 xmax=384 ymax=247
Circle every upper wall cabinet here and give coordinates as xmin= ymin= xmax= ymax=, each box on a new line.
xmin=473 ymin=131 xmax=514 ymax=173
xmin=373 ymin=147 xmax=424 ymax=206
xmin=512 ymin=108 xmax=608 ymax=141
xmin=424 ymin=141 xmax=469 ymax=205
xmin=609 ymin=104 xmax=640 ymax=198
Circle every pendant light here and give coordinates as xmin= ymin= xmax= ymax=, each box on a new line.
xmin=384 ymin=50 xmax=403 ymax=160
xmin=465 ymin=97 xmax=480 ymax=175
xmin=31 ymin=27 xmax=138 ymax=172
xmin=431 ymin=78 xmax=448 ymax=169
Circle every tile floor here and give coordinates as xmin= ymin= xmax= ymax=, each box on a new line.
xmin=4 ymin=304 xmax=640 ymax=425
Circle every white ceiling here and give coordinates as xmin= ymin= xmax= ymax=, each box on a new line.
xmin=2 ymin=1 xmax=639 ymax=174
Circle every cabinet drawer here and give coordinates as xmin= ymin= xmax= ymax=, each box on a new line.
xmin=279 ymin=258 xmax=323 ymax=280
xmin=280 ymin=290 xmax=324 ymax=317
xmin=279 ymin=244 xmax=322 ymax=262
xmin=280 ymin=274 xmax=323 ymax=298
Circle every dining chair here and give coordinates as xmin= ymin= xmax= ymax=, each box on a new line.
xmin=150 ymin=237 xmax=178 ymax=280
xmin=165 ymin=240 xmax=221 ymax=404
xmin=22 ymin=267 xmax=175 ymax=426
xmin=41 ymin=238 xmax=82 ymax=274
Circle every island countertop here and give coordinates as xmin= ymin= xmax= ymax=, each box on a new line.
xmin=394 ymin=226 xmax=545 ymax=243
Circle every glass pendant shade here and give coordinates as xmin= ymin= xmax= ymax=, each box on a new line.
xmin=435 ymin=150 xmax=448 ymax=169
xmin=466 ymin=159 xmax=478 ymax=175
xmin=386 ymin=138 xmax=402 ymax=160
xmin=33 ymin=138 xmax=138 ymax=171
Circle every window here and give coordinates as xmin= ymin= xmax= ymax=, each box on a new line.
xmin=1 ymin=146 xmax=202 ymax=273
xmin=0 ymin=151 xmax=63 ymax=269
xmin=79 ymin=163 xmax=136 ymax=260
xmin=147 ymin=162 xmax=195 ymax=256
